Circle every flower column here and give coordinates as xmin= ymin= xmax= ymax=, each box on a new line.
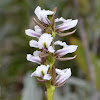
xmin=25 ymin=6 xmax=78 ymax=100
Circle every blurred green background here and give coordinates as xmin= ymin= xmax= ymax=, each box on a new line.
xmin=0 ymin=0 xmax=100 ymax=100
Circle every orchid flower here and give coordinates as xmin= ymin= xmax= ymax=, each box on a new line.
xmin=55 ymin=17 xmax=78 ymax=32
xmin=29 ymin=33 xmax=55 ymax=53
xmin=31 ymin=65 xmax=51 ymax=80
xmin=55 ymin=68 xmax=71 ymax=87
xmin=27 ymin=50 xmax=41 ymax=64
xmin=34 ymin=6 xmax=54 ymax=25
xmin=25 ymin=25 xmax=42 ymax=38
xmin=54 ymin=40 xmax=78 ymax=57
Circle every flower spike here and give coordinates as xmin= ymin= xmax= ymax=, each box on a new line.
xmin=25 ymin=6 xmax=78 ymax=100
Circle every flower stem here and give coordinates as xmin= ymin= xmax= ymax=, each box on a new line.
xmin=46 ymin=84 xmax=55 ymax=100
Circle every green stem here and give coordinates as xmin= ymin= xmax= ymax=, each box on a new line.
xmin=46 ymin=84 xmax=55 ymax=100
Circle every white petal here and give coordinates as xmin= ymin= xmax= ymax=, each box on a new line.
xmin=38 ymin=33 xmax=53 ymax=49
xmin=54 ymin=40 xmax=67 ymax=47
xmin=42 ymin=9 xmax=54 ymax=15
xmin=27 ymin=54 xmax=41 ymax=64
xmin=56 ymin=68 xmax=71 ymax=84
xmin=56 ymin=68 xmax=63 ymax=75
xmin=42 ymin=65 xmax=49 ymax=75
xmin=25 ymin=29 xmax=41 ymax=38
xmin=55 ymin=17 xmax=72 ymax=23
xmin=48 ymin=46 xmax=55 ymax=53
xmin=34 ymin=6 xmax=54 ymax=24
xmin=58 ymin=69 xmax=71 ymax=84
xmin=44 ymin=74 xmax=51 ymax=80
xmin=34 ymin=6 xmax=41 ymax=21
xmin=29 ymin=40 xmax=38 ymax=48
xmin=31 ymin=65 xmax=50 ymax=78
xmin=33 ymin=50 xmax=41 ymax=56
xmin=36 ymin=65 xmax=49 ymax=76
xmin=31 ymin=72 xmax=36 ymax=77
xmin=34 ymin=25 xmax=42 ymax=33
xmin=58 ymin=20 xmax=78 ymax=31
xmin=56 ymin=45 xmax=78 ymax=57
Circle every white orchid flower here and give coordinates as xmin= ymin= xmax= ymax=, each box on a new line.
xmin=27 ymin=50 xmax=41 ymax=64
xmin=25 ymin=25 xmax=42 ymax=38
xmin=55 ymin=40 xmax=78 ymax=57
xmin=55 ymin=68 xmax=71 ymax=87
xmin=34 ymin=6 xmax=54 ymax=25
xmin=29 ymin=33 xmax=54 ymax=53
xmin=55 ymin=17 xmax=78 ymax=32
xmin=31 ymin=65 xmax=51 ymax=80
xmin=38 ymin=33 xmax=53 ymax=49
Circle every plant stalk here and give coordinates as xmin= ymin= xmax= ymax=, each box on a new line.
xmin=46 ymin=84 xmax=55 ymax=100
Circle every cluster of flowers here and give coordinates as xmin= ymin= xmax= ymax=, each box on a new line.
xmin=26 ymin=6 xmax=78 ymax=87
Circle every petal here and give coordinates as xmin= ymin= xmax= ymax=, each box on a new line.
xmin=34 ymin=25 xmax=42 ymax=33
xmin=34 ymin=6 xmax=54 ymax=25
xmin=25 ymin=29 xmax=41 ymax=38
xmin=42 ymin=9 xmax=54 ymax=15
xmin=34 ymin=6 xmax=41 ymax=21
xmin=56 ymin=68 xmax=71 ymax=85
xmin=55 ymin=45 xmax=78 ymax=57
xmin=55 ymin=17 xmax=72 ymax=23
xmin=44 ymin=74 xmax=51 ymax=80
xmin=38 ymin=33 xmax=53 ymax=49
xmin=31 ymin=71 xmax=36 ymax=77
xmin=48 ymin=46 xmax=55 ymax=53
xmin=57 ymin=20 xmax=78 ymax=31
xmin=33 ymin=50 xmax=41 ymax=56
xmin=27 ymin=54 xmax=41 ymax=64
xmin=54 ymin=40 xmax=67 ymax=47
xmin=29 ymin=40 xmax=38 ymax=48
xmin=57 ymin=69 xmax=71 ymax=85
xmin=55 ymin=68 xmax=63 ymax=75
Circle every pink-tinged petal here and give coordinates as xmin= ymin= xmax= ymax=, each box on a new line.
xmin=55 ymin=45 xmax=78 ymax=57
xmin=57 ymin=20 xmax=78 ymax=32
xmin=56 ymin=55 xmax=77 ymax=61
xmin=25 ymin=29 xmax=41 ymax=38
xmin=55 ymin=17 xmax=78 ymax=32
xmin=44 ymin=74 xmax=51 ymax=80
xmin=55 ymin=68 xmax=71 ymax=86
xmin=57 ymin=29 xmax=76 ymax=37
xmin=27 ymin=54 xmax=41 ymax=64
xmin=29 ymin=40 xmax=38 ymax=48
xmin=34 ymin=6 xmax=54 ymax=25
